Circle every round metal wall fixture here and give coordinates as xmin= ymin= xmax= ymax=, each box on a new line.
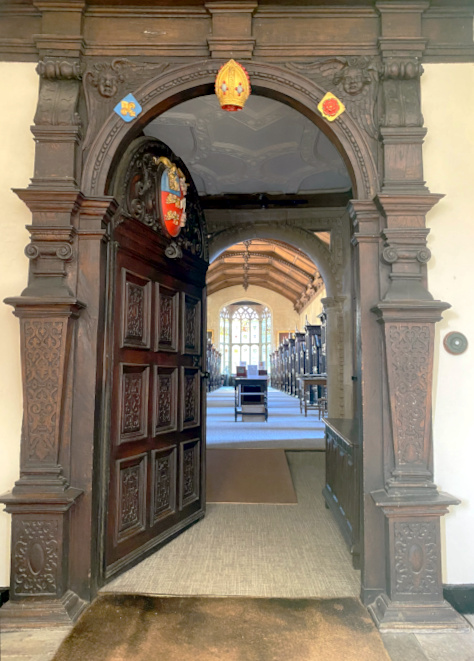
xmin=443 ymin=332 xmax=468 ymax=355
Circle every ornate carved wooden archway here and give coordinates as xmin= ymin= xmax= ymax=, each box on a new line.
xmin=0 ymin=5 xmax=466 ymax=634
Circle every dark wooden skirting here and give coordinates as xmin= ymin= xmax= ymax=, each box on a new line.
xmin=443 ymin=585 xmax=474 ymax=615
xmin=323 ymin=418 xmax=360 ymax=569
xmin=0 ymin=588 xmax=9 ymax=607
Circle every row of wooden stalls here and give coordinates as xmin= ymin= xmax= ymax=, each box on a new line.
xmin=269 ymin=317 xmax=326 ymax=400
xmin=206 ymin=342 xmax=222 ymax=392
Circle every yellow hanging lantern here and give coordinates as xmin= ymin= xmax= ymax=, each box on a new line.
xmin=215 ymin=59 xmax=251 ymax=112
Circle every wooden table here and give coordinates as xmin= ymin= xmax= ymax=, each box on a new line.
xmin=234 ymin=377 xmax=268 ymax=421
xmin=297 ymin=374 xmax=327 ymax=417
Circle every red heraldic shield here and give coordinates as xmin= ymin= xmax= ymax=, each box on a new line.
xmin=158 ymin=159 xmax=188 ymax=238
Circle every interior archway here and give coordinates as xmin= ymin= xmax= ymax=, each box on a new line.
xmin=83 ymin=60 xmax=379 ymax=201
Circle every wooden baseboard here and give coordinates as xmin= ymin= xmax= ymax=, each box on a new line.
xmin=0 ymin=587 xmax=9 ymax=606
xmin=443 ymin=584 xmax=474 ymax=614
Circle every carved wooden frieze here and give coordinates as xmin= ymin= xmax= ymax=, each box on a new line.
xmin=182 ymin=293 xmax=201 ymax=355
xmin=12 ymin=518 xmax=60 ymax=597
xmin=180 ymin=367 xmax=200 ymax=431
xmin=151 ymin=447 xmax=177 ymax=525
xmin=155 ymin=284 xmax=179 ymax=352
xmin=179 ymin=439 xmax=200 ymax=510
xmin=119 ymin=364 xmax=149 ymax=444
xmin=287 ymin=56 xmax=380 ymax=140
xmin=121 ymin=269 xmax=151 ymax=349
xmin=386 ymin=323 xmax=432 ymax=468
xmin=153 ymin=366 xmax=178 ymax=435
xmin=116 ymin=454 xmax=147 ymax=543
xmin=393 ymin=521 xmax=439 ymax=598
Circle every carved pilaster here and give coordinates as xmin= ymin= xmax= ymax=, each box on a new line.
xmin=376 ymin=1 xmax=429 ymax=194
xmin=376 ymin=193 xmax=442 ymax=302
xmin=31 ymin=55 xmax=83 ymax=190
xmin=0 ymin=298 xmax=85 ymax=628
xmin=14 ymin=189 xmax=83 ymax=298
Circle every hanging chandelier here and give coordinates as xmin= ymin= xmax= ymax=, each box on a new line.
xmin=215 ymin=59 xmax=251 ymax=112
xmin=242 ymin=240 xmax=251 ymax=290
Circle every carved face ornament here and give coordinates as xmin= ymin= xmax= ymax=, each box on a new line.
xmin=341 ymin=68 xmax=365 ymax=95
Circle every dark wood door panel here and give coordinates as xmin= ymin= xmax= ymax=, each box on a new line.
xmin=121 ymin=269 xmax=152 ymax=350
xmin=106 ymin=219 xmax=206 ymax=575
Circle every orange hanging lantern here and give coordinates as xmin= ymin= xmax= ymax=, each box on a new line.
xmin=215 ymin=59 xmax=251 ymax=112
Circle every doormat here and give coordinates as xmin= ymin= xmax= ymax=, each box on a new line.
xmin=206 ymin=448 xmax=297 ymax=504
xmin=53 ymin=595 xmax=391 ymax=661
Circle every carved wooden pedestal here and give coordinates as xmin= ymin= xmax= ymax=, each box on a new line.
xmin=369 ymin=492 xmax=468 ymax=633
xmin=368 ymin=301 xmax=467 ymax=632
xmin=0 ymin=298 xmax=86 ymax=628
xmin=0 ymin=495 xmax=85 ymax=628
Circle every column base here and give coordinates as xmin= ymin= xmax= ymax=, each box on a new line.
xmin=0 ymin=590 xmax=87 ymax=630
xmin=368 ymin=592 xmax=469 ymax=633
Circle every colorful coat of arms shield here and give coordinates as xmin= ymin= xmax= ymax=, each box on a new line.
xmin=157 ymin=158 xmax=188 ymax=238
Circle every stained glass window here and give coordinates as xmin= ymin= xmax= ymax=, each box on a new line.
xmin=220 ymin=303 xmax=273 ymax=374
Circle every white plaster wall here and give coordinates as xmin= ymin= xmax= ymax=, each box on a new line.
xmin=0 ymin=63 xmax=37 ymax=586
xmin=207 ymin=285 xmax=300 ymax=355
xmin=422 ymin=63 xmax=474 ymax=584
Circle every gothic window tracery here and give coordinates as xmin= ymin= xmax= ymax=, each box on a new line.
xmin=219 ymin=304 xmax=272 ymax=375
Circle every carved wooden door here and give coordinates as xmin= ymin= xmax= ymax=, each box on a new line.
xmin=104 ymin=138 xmax=208 ymax=579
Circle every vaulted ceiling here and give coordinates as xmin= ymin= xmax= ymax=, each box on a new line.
xmin=145 ymin=94 xmax=341 ymax=305
xmin=206 ymin=238 xmax=328 ymax=312
xmin=144 ymin=94 xmax=351 ymax=196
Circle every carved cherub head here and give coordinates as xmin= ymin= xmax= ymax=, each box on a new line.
xmin=334 ymin=65 xmax=372 ymax=96
xmin=89 ymin=60 xmax=126 ymax=98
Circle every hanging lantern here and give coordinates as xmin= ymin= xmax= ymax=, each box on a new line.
xmin=215 ymin=59 xmax=251 ymax=112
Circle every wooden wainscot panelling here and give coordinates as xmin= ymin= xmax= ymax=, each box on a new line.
xmin=323 ymin=418 xmax=360 ymax=568
xmin=151 ymin=447 xmax=177 ymax=526
xmin=115 ymin=453 xmax=147 ymax=544
xmin=121 ymin=269 xmax=151 ymax=349
xmin=119 ymin=364 xmax=149 ymax=444
xmin=155 ymin=283 xmax=179 ymax=353
xmin=179 ymin=439 xmax=200 ymax=511
xmin=153 ymin=366 xmax=178 ymax=435
xmin=181 ymin=292 xmax=201 ymax=355
xmin=180 ymin=367 xmax=201 ymax=431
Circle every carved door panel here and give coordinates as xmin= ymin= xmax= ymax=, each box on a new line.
xmin=104 ymin=138 xmax=207 ymax=579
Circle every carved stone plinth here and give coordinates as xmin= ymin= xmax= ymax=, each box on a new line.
xmin=369 ymin=491 xmax=468 ymax=632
